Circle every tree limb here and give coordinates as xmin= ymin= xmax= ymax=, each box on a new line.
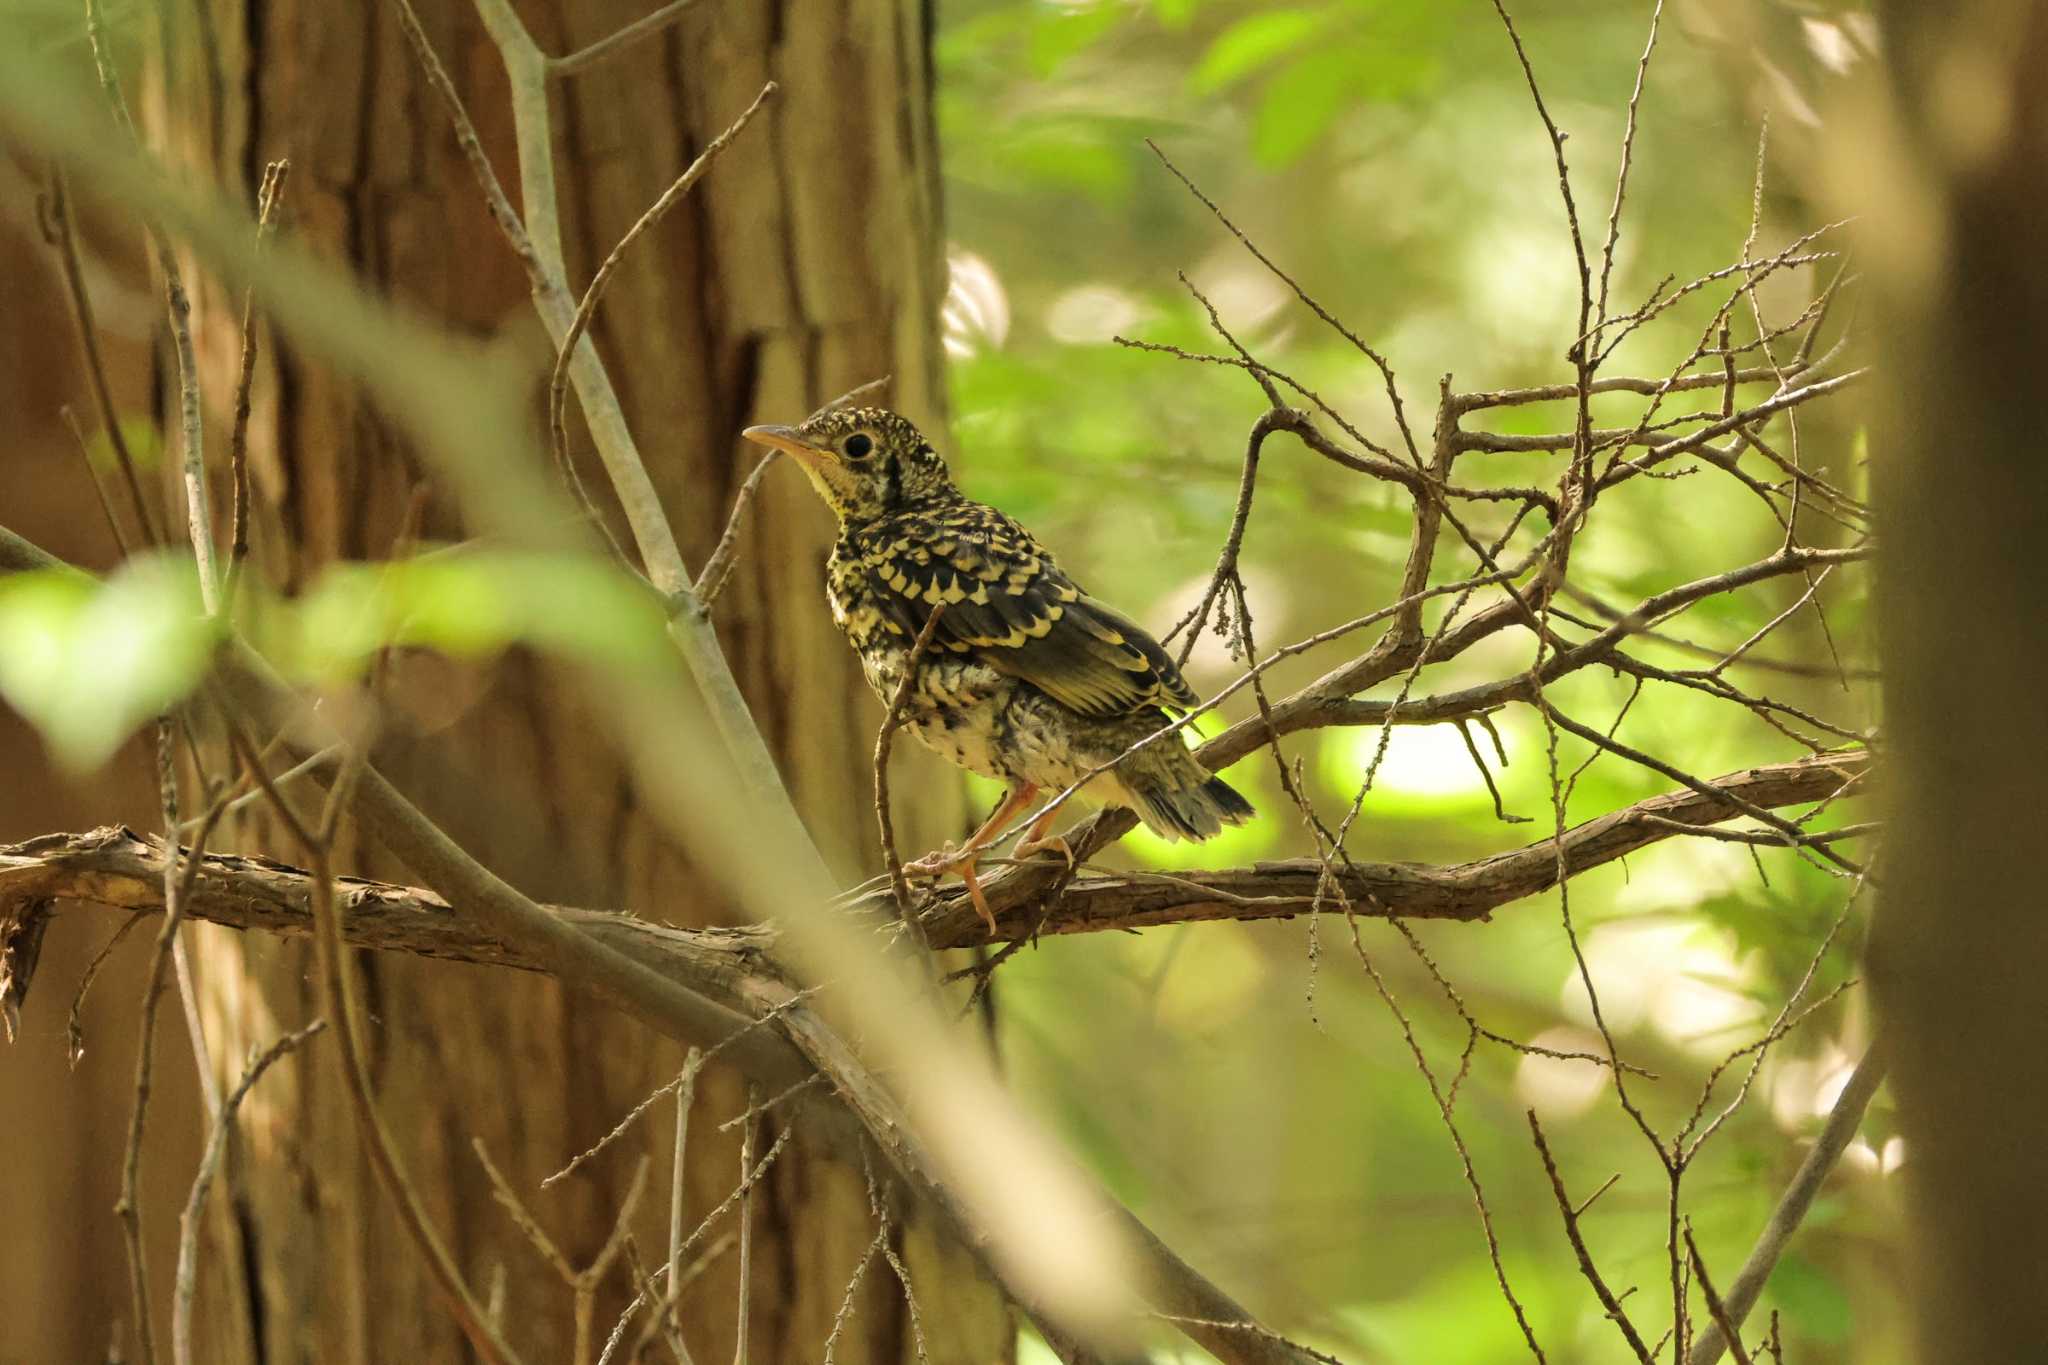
xmin=0 ymin=752 xmax=1867 ymax=989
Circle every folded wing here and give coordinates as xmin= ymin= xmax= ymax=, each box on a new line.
xmin=856 ymin=502 xmax=1197 ymax=718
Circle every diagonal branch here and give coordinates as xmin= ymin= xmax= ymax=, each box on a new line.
xmin=1686 ymin=1044 xmax=1888 ymax=1365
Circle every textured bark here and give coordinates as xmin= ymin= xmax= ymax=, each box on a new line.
xmin=133 ymin=3 xmax=1002 ymax=1362
xmin=0 ymin=751 xmax=1870 ymax=991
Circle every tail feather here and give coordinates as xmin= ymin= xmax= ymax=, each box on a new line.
xmin=1119 ymin=764 xmax=1256 ymax=843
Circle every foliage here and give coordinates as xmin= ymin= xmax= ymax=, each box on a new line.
xmin=937 ymin=1 xmax=1887 ymax=1360
xmin=0 ymin=550 xmax=668 ymax=770
xmin=0 ymin=0 xmax=1892 ymax=1359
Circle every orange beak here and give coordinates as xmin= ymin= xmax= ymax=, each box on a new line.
xmin=741 ymin=424 xmax=832 ymax=469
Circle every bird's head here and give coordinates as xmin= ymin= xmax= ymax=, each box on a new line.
xmin=741 ymin=405 xmax=953 ymax=524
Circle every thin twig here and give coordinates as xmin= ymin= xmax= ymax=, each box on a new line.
xmin=1686 ymin=1226 xmax=1756 ymax=1365
xmin=173 ymin=1020 xmax=326 ymax=1365
xmin=239 ymin=722 xmax=524 ymax=1365
xmin=876 ymin=605 xmax=949 ymax=936
xmin=549 ymin=0 xmax=701 ymax=76
xmin=1687 ymin=1045 xmax=1888 ymax=1365
xmin=44 ymin=165 xmax=159 ymax=547
xmin=546 ymin=84 xmax=776 ymax=554
xmin=225 ymin=159 xmax=290 ymax=610
xmin=66 ymin=912 xmax=144 ymax=1065
xmin=117 ymin=730 xmax=231 ymax=1365
xmin=693 ymin=452 xmax=778 ymax=608
xmin=1593 ymin=0 xmax=1666 ymax=331
xmin=732 ymin=1089 xmax=757 ymax=1365
xmin=60 ymin=404 xmax=134 ymax=557
xmin=540 ymin=989 xmax=818 ymax=1190
xmin=667 ymin=1047 xmax=701 ymax=1355
xmin=1529 ymin=1111 xmax=1655 ymax=1363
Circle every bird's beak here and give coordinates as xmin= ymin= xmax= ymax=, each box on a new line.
xmin=741 ymin=424 xmax=832 ymax=466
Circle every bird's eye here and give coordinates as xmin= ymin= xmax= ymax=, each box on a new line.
xmin=842 ymin=433 xmax=874 ymax=460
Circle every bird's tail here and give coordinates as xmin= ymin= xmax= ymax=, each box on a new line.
xmin=1113 ymin=744 xmax=1256 ymax=843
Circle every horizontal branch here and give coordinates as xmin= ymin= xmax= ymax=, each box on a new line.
xmin=0 ymin=824 xmax=787 ymax=1001
xmin=1599 ymin=370 xmax=1868 ymax=487
xmin=903 ymin=751 xmax=1869 ymax=947
xmin=1451 ymin=362 xmax=1819 ymax=412
xmin=1 ymin=754 xmax=1865 ymax=1009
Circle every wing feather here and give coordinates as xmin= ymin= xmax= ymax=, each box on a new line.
xmin=857 ymin=502 xmax=1196 ymax=718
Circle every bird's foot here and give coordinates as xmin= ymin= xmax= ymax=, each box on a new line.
xmin=900 ymin=840 xmax=969 ymax=880
xmin=901 ymin=842 xmax=998 ymax=937
xmin=1015 ymin=832 xmax=1075 ymax=872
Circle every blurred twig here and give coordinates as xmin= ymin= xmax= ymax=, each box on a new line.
xmin=172 ymin=1020 xmax=326 ymax=1365
xmin=1687 ymin=1046 xmax=1888 ymax=1365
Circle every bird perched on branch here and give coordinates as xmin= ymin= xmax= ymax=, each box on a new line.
xmin=743 ymin=405 xmax=1254 ymax=932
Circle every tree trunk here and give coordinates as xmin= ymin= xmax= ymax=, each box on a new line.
xmin=142 ymin=2 xmax=1003 ymax=1361
xmin=1861 ymin=5 xmax=2048 ymax=1362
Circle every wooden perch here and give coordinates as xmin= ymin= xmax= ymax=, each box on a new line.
xmin=1 ymin=750 xmax=1867 ymax=1022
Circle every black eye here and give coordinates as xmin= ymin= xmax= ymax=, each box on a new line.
xmin=842 ymin=432 xmax=874 ymax=460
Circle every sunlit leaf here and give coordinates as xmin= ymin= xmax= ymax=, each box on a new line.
xmin=277 ymin=551 xmax=671 ymax=684
xmin=82 ymin=415 xmax=164 ymax=472
xmin=1190 ymin=8 xmax=1330 ymax=94
xmin=991 ymin=118 xmax=1135 ymax=199
xmin=1028 ymin=1 xmax=1124 ymax=78
xmin=1252 ymin=45 xmax=1358 ymax=166
xmin=0 ymin=554 xmax=217 ymax=771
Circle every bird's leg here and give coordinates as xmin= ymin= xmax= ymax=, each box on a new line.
xmin=902 ymin=784 xmax=1039 ymax=935
xmin=1014 ymin=801 xmax=1074 ymax=871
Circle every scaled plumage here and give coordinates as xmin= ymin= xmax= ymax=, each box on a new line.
xmin=743 ymin=405 xmax=1253 ymax=913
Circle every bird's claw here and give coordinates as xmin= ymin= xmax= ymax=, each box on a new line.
xmin=1016 ymin=833 xmax=1075 ymax=871
xmin=900 ymin=841 xmax=968 ymax=880
xmin=900 ymin=842 xmax=998 ymax=937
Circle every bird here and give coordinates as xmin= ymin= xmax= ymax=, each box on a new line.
xmin=742 ymin=404 xmax=1254 ymax=933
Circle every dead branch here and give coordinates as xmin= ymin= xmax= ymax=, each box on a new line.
xmin=173 ymin=1020 xmax=326 ymax=1365
xmin=0 ymin=753 xmax=1864 ymax=991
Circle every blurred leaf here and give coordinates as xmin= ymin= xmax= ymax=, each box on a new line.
xmin=949 ymin=112 xmax=1137 ymax=200
xmin=1190 ymin=8 xmax=1330 ymax=94
xmin=1252 ymin=45 xmax=1358 ymax=166
xmin=84 ymin=415 xmax=163 ymax=472
xmin=276 ymin=550 xmax=670 ymax=684
xmin=1029 ymin=1 xmax=1124 ymax=78
xmin=0 ymin=554 xmax=217 ymax=770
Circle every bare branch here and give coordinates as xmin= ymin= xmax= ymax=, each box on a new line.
xmin=1687 ymin=1046 xmax=1888 ymax=1365
xmin=1529 ymin=1111 xmax=1656 ymax=1363
xmin=544 ymin=82 xmax=776 ymax=555
xmin=173 ymin=1020 xmax=327 ymax=1365
xmin=549 ymin=0 xmax=701 ymax=76
xmin=876 ymin=605 xmax=949 ymax=931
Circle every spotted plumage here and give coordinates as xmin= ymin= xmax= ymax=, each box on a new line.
xmin=743 ymin=405 xmax=1254 ymax=876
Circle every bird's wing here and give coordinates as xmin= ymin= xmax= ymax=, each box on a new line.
xmin=857 ymin=501 xmax=1198 ymax=718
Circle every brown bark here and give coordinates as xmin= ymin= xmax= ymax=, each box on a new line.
xmin=0 ymin=750 xmax=1870 ymax=992
xmin=125 ymin=2 xmax=1000 ymax=1362
xmin=1859 ymin=4 xmax=2048 ymax=1362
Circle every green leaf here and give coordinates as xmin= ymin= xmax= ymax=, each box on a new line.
xmin=0 ymin=554 xmax=217 ymax=771
xmin=277 ymin=551 xmax=670 ymax=684
xmin=1190 ymin=8 xmax=1330 ymax=94
xmin=1252 ymin=45 xmax=1358 ymax=166
xmin=1028 ymin=2 xmax=1124 ymax=78
xmin=84 ymin=416 xmax=164 ymax=472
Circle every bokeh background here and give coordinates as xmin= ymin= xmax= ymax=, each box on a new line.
xmin=931 ymin=3 xmax=1883 ymax=1361
xmin=0 ymin=1 xmax=1888 ymax=1362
